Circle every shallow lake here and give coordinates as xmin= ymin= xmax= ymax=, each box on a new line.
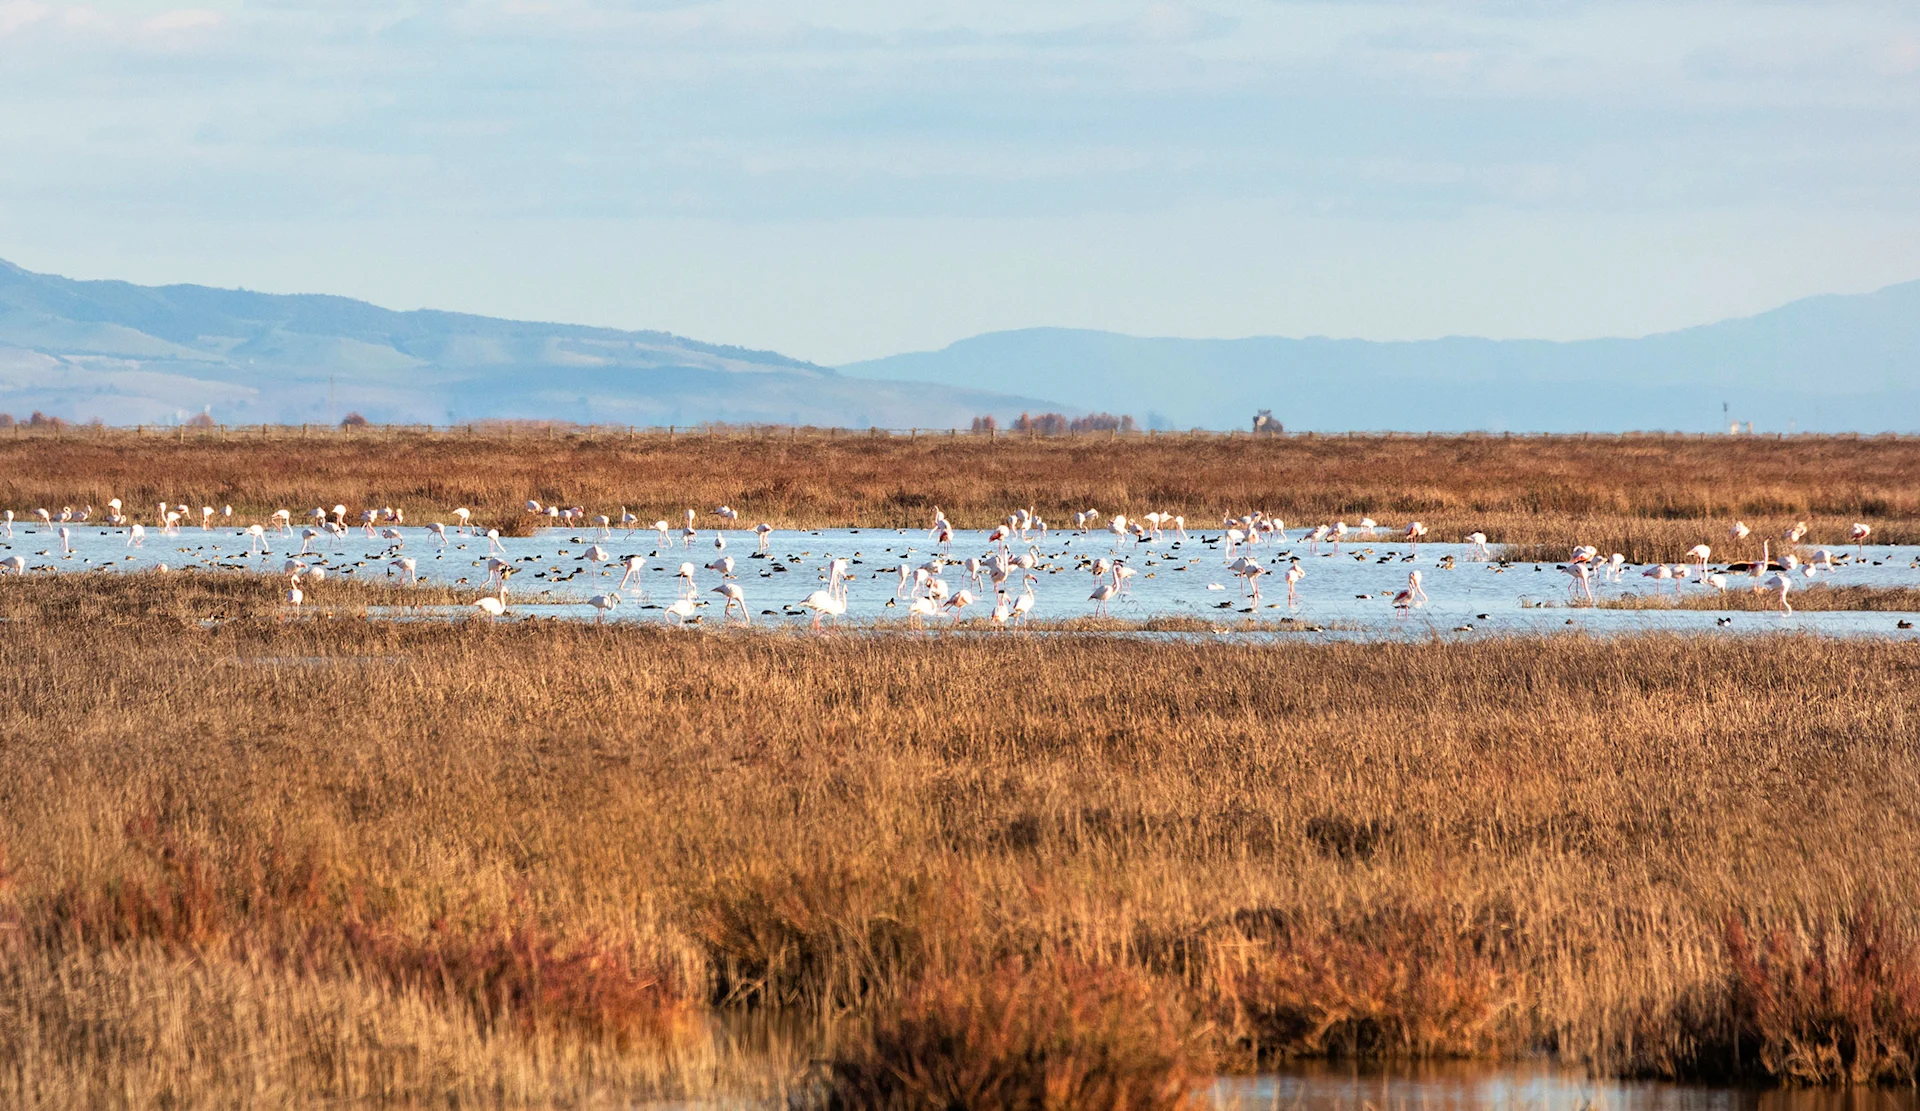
xmin=1209 ymin=1063 xmax=1920 ymax=1111
xmin=9 ymin=522 xmax=1920 ymax=638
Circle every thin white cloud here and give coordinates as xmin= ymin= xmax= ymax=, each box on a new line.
xmin=0 ymin=1 xmax=49 ymax=35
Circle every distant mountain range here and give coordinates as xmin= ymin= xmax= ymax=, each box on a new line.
xmin=0 ymin=260 xmax=1057 ymax=427
xmin=842 ymin=281 xmax=1920 ymax=433
xmin=4 ymin=257 xmax=1917 ymax=431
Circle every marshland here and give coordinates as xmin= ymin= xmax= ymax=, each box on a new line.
xmin=5 ymin=433 xmax=1920 ymax=1108
xmin=3 ymin=571 xmax=1920 ymax=1107
xmin=6 ymin=426 xmax=1920 ymax=556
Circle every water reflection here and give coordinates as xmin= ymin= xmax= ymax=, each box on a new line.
xmin=1210 ymin=1063 xmax=1919 ymax=1111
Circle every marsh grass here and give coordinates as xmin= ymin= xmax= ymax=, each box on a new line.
xmin=1595 ymin=585 xmax=1920 ymax=612
xmin=4 ymin=575 xmax=1920 ymax=1104
xmin=7 ymin=432 xmax=1920 ymax=558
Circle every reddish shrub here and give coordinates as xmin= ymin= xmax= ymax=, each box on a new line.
xmin=828 ymin=956 xmax=1205 ymax=1111
xmin=1224 ymin=906 xmax=1510 ymax=1060
xmin=1723 ymin=906 xmax=1920 ymax=1083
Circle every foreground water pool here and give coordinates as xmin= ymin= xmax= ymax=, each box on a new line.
xmin=8 ymin=522 xmax=1920 ymax=638
xmin=1209 ymin=1063 xmax=1920 ymax=1111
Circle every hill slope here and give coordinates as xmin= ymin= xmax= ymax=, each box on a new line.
xmin=0 ymin=261 xmax=1057 ymax=427
xmin=840 ymin=281 xmax=1920 ymax=432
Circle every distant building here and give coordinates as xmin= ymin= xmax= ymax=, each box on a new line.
xmin=1253 ymin=409 xmax=1282 ymax=435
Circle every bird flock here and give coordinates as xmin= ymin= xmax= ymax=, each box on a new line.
xmin=0 ymin=498 xmax=1904 ymax=629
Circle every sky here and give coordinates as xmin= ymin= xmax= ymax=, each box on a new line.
xmin=1 ymin=1 xmax=1918 ymax=365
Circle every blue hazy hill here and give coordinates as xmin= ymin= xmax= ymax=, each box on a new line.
xmin=0 ymin=260 xmax=1058 ymax=427
xmin=839 ymin=281 xmax=1920 ymax=432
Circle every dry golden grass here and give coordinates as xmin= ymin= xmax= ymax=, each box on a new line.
xmin=5 ymin=428 xmax=1920 ymax=556
xmin=1597 ymin=584 xmax=1920 ymax=612
xmin=3 ymin=574 xmax=1920 ymax=1105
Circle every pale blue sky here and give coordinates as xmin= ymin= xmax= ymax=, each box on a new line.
xmin=2 ymin=0 xmax=1918 ymax=364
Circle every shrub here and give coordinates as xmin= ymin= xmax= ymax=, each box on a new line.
xmin=827 ymin=956 xmax=1205 ymax=1111
xmin=1721 ymin=906 xmax=1920 ymax=1084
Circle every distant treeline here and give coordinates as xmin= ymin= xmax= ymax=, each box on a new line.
xmin=971 ymin=412 xmax=1138 ymax=434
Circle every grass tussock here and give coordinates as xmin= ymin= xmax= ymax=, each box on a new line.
xmin=826 ymin=955 xmax=1206 ymax=1111
xmin=6 ymin=431 xmax=1920 ymax=557
xmin=4 ymin=575 xmax=1920 ymax=1103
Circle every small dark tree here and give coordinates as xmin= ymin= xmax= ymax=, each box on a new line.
xmin=185 ymin=411 xmax=216 ymax=428
xmin=0 ymin=413 xmax=13 ymax=428
xmin=971 ymin=415 xmax=998 ymax=433
xmin=340 ymin=412 xmax=370 ymax=429
xmin=27 ymin=411 xmax=67 ymax=430
xmin=1068 ymin=412 xmax=1136 ymax=433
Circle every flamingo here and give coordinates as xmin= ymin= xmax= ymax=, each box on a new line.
xmin=389 ymin=557 xmax=418 ymax=584
xmin=652 ymin=520 xmax=671 ymax=546
xmin=1012 ymin=574 xmax=1037 ymax=624
xmin=428 ymin=522 xmax=448 ymax=547
xmin=1686 ymin=544 xmax=1712 ymax=580
xmin=57 ymin=526 xmax=71 ymax=555
xmin=713 ymin=582 xmax=749 ymax=623
xmin=1607 ymin=553 xmax=1626 ymax=581
xmin=707 ymin=555 xmax=735 ymax=579
xmin=586 ymin=592 xmax=620 ymax=622
xmin=1783 ymin=521 xmax=1808 ymax=544
xmin=990 ymin=592 xmax=1014 ymax=626
xmin=1761 ymin=571 xmax=1793 ymax=613
xmin=1405 ymin=569 xmax=1429 ymax=605
xmin=796 ymin=589 xmax=846 ymax=630
xmin=1403 ymin=521 xmax=1428 ymax=552
xmin=1642 ymin=563 xmax=1675 ymax=593
xmin=486 ymin=529 xmax=507 ymax=555
xmin=1466 ymin=532 xmax=1490 ymax=560
xmin=619 ymin=555 xmax=646 ymax=590
xmin=906 ymin=596 xmax=940 ymax=628
xmin=0 ymin=555 xmax=25 ymax=575
xmin=754 ymin=523 xmax=773 ymax=552
xmin=944 ymin=588 xmax=976 ymax=617
xmin=1728 ymin=521 xmax=1751 ymax=543
xmin=1089 ymin=580 xmax=1119 ymax=616
xmin=2 ymin=509 xmax=11 ymax=537
xmin=452 ymin=507 xmax=473 ymax=534
xmin=676 ymin=562 xmax=698 ymax=598
xmin=285 ymin=575 xmax=304 ymax=611
xmin=127 ymin=523 xmax=146 ymax=548
xmin=1562 ymin=562 xmax=1594 ymax=605
xmin=1285 ymin=561 xmax=1304 ymax=604
xmin=665 ymin=598 xmax=701 ymax=625
xmin=473 ymin=594 xmax=507 ymax=620
xmin=247 ymin=524 xmax=270 ymax=555
xmin=1851 ymin=522 xmax=1872 ymax=554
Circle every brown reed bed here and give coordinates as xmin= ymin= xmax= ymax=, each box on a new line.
xmin=5 ymin=430 xmax=1919 ymax=557
xmin=1595 ymin=584 xmax=1920 ymax=612
xmin=3 ymin=575 xmax=1920 ymax=1105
